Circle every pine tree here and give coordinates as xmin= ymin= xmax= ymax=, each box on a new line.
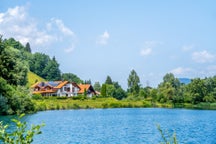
xmin=25 ymin=42 xmax=31 ymax=53
xmin=105 ymin=75 xmax=113 ymax=84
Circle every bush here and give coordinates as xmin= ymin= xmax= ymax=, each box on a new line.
xmin=109 ymin=102 xmax=122 ymax=108
xmin=0 ymin=114 xmax=44 ymax=144
xmin=72 ymin=95 xmax=87 ymax=100
xmin=102 ymin=103 xmax=109 ymax=108
xmin=157 ymin=124 xmax=178 ymax=144
xmin=56 ymin=104 xmax=60 ymax=110
xmin=142 ymin=101 xmax=152 ymax=107
xmin=36 ymin=103 xmax=47 ymax=111
xmin=32 ymin=94 xmax=43 ymax=100
xmin=57 ymin=96 xmax=67 ymax=100
xmin=72 ymin=104 xmax=80 ymax=109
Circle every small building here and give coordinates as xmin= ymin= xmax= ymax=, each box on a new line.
xmin=78 ymin=84 xmax=96 ymax=97
xmin=31 ymin=81 xmax=80 ymax=97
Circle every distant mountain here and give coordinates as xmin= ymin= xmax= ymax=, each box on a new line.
xmin=178 ymin=78 xmax=191 ymax=85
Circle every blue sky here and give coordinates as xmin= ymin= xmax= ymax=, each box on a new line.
xmin=1 ymin=0 xmax=216 ymax=89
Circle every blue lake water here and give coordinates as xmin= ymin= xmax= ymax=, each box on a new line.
xmin=1 ymin=108 xmax=216 ymax=144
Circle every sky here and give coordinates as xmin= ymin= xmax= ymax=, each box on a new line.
xmin=0 ymin=0 xmax=216 ymax=89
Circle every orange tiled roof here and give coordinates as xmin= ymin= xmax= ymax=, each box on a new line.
xmin=31 ymin=81 xmax=69 ymax=94
xmin=30 ymin=82 xmax=40 ymax=88
xmin=55 ymin=81 xmax=69 ymax=88
xmin=78 ymin=84 xmax=91 ymax=94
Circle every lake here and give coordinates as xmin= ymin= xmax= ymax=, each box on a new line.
xmin=1 ymin=108 xmax=216 ymax=144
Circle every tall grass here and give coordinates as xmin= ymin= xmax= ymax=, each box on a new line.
xmin=33 ymin=97 xmax=155 ymax=111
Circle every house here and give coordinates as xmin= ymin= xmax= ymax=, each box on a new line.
xmin=78 ymin=84 xmax=96 ymax=97
xmin=31 ymin=81 xmax=80 ymax=97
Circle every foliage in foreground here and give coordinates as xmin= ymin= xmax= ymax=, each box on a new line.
xmin=157 ymin=124 xmax=178 ymax=144
xmin=0 ymin=114 xmax=44 ymax=144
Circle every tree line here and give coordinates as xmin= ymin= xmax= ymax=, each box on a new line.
xmin=94 ymin=70 xmax=216 ymax=105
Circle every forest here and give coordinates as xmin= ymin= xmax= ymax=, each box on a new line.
xmin=1 ymin=35 xmax=216 ymax=115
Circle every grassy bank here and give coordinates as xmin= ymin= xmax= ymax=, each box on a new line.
xmin=32 ymin=97 xmax=173 ymax=111
xmin=33 ymin=97 xmax=216 ymax=111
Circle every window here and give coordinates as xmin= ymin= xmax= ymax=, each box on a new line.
xmin=67 ymin=87 xmax=70 ymax=92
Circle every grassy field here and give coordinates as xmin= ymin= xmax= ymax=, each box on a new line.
xmin=33 ymin=97 xmax=216 ymax=111
xmin=27 ymin=71 xmax=46 ymax=87
xmin=32 ymin=97 xmax=174 ymax=111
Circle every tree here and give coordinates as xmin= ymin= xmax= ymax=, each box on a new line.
xmin=93 ymin=82 xmax=101 ymax=92
xmin=106 ymin=84 xmax=115 ymax=97
xmin=25 ymin=42 xmax=31 ymax=53
xmin=3 ymin=38 xmax=25 ymax=51
xmin=84 ymin=79 xmax=91 ymax=84
xmin=42 ymin=56 xmax=61 ymax=81
xmin=105 ymin=76 xmax=113 ymax=84
xmin=150 ymin=88 xmax=158 ymax=102
xmin=0 ymin=42 xmax=28 ymax=86
xmin=127 ymin=69 xmax=140 ymax=96
xmin=158 ymin=73 xmax=182 ymax=103
xmin=187 ymin=78 xmax=207 ymax=104
xmin=113 ymin=87 xmax=127 ymax=100
xmin=139 ymin=88 xmax=148 ymax=98
xmin=61 ymin=73 xmax=83 ymax=84
xmin=29 ymin=53 xmax=50 ymax=78
xmin=113 ymin=81 xmax=121 ymax=89
xmin=158 ymin=82 xmax=175 ymax=103
xmin=163 ymin=73 xmax=180 ymax=90
xmin=0 ymin=77 xmax=35 ymax=115
xmin=101 ymin=84 xmax=107 ymax=97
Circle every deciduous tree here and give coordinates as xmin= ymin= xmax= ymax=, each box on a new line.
xmin=127 ymin=69 xmax=140 ymax=96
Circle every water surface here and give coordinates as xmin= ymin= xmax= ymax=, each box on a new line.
xmin=1 ymin=108 xmax=216 ymax=144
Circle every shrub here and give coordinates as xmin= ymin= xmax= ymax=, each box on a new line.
xmin=36 ymin=103 xmax=47 ymax=111
xmin=0 ymin=114 xmax=44 ymax=144
xmin=142 ymin=101 xmax=152 ymax=107
xmin=56 ymin=104 xmax=60 ymax=110
xmin=102 ymin=103 xmax=109 ymax=108
xmin=72 ymin=104 xmax=80 ymax=109
xmin=57 ymin=96 xmax=67 ymax=100
xmin=157 ymin=124 xmax=178 ymax=144
xmin=109 ymin=102 xmax=122 ymax=108
xmin=32 ymin=94 xmax=43 ymax=100
xmin=72 ymin=95 xmax=87 ymax=100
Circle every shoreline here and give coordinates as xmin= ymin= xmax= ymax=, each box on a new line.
xmin=33 ymin=97 xmax=216 ymax=112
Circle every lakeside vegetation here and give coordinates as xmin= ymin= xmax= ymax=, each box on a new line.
xmin=32 ymin=96 xmax=216 ymax=111
xmin=1 ymin=35 xmax=216 ymax=115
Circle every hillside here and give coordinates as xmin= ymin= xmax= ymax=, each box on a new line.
xmin=27 ymin=71 xmax=46 ymax=87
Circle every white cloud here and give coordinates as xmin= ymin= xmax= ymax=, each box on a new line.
xmin=52 ymin=18 xmax=74 ymax=36
xmin=140 ymin=48 xmax=152 ymax=56
xmin=182 ymin=45 xmax=194 ymax=52
xmin=64 ymin=44 xmax=75 ymax=53
xmin=96 ymin=31 xmax=110 ymax=45
xmin=0 ymin=5 xmax=55 ymax=48
xmin=170 ymin=67 xmax=192 ymax=75
xmin=0 ymin=5 xmax=76 ymax=53
xmin=140 ymin=41 xmax=162 ymax=57
xmin=192 ymin=50 xmax=215 ymax=63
